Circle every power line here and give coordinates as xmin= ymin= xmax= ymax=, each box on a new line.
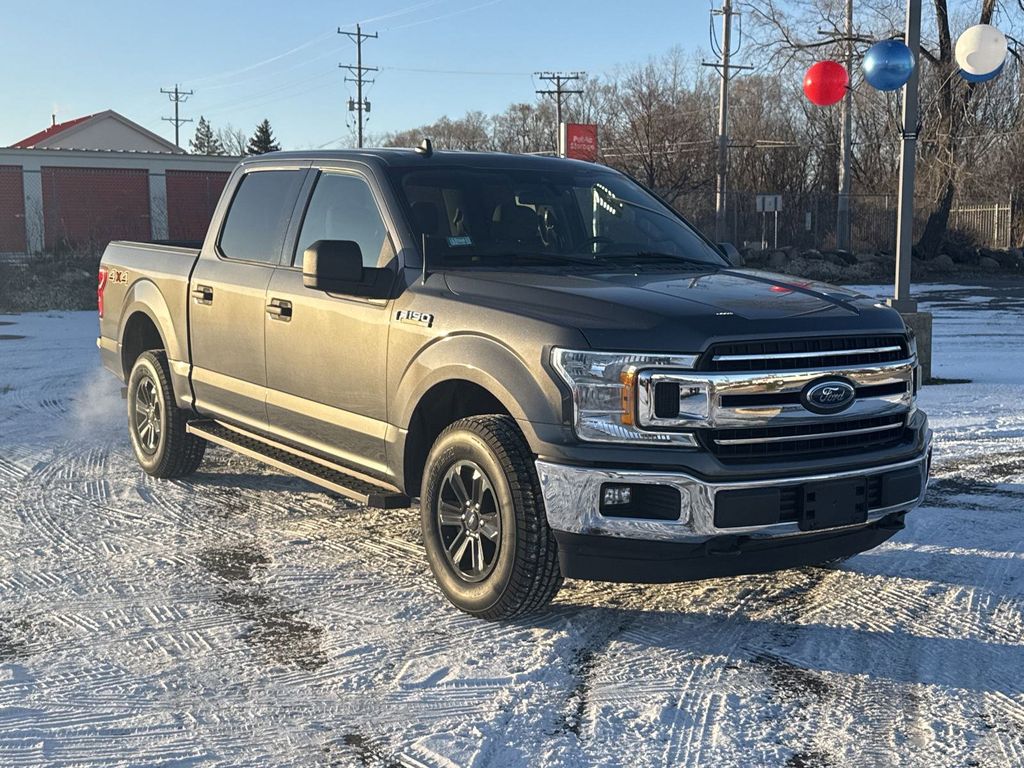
xmin=340 ymin=23 xmax=378 ymax=149
xmin=535 ymin=71 xmax=584 ymax=157
xmin=160 ymin=84 xmax=194 ymax=149
xmin=383 ymin=65 xmax=529 ymax=77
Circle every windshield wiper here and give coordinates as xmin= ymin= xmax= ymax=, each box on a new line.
xmin=592 ymin=251 xmax=723 ymax=269
xmin=451 ymin=252 xmax=608 ymax=267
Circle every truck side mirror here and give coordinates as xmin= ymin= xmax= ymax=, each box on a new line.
xmin=302 ymin=240 xmax=364 ymax=291
xmin=717 ymin=242 xmax=745 ymax=267
xmin=302 ymin=239 xmax=396 ymax=299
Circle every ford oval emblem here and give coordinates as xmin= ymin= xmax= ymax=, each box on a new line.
xmin=801 ymin=378 xmax=856 ymax=414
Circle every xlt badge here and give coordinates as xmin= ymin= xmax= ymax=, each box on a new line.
xmin=396 ymin=310 xmax=434 ymax=328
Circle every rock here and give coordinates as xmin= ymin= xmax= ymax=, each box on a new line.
xmin=854 ymin=252 xmax=877 ymax=264
xmin=843 ymin=263 xmax=875 ymax=282
xmin=800 ymin=249 xmax=824 ymax=260
xmin=743 ymin=249 xmax=769 ymax=267
xmin=822 ymin=252 xmax=849 ymax=267
xmin=978 ymin=256 xmax=1000 ymax=272
xmin=931 ymin=254 xmax=955 ymax=272
xmin=767 ymin=250 xmax=788 ymax=270
xmin=831 ymin=250 xmax=859 ymax=265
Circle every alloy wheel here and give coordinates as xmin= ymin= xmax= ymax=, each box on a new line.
xmin=133 ymin=376 xmax=162 ymax=455
xmin=436 ymin=460 xmax=502 ymax=582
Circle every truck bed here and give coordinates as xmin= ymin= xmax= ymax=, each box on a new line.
xmin=97 ymin=240 xmax=203 ymax=383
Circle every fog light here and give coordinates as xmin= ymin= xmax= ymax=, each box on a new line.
xmin=601 ymin=484 xmax=633 ymax=507
xmin=598 ymin=483 xmax=682 ymax=521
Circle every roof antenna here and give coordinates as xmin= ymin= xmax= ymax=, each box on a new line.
xmin=415 ymin=137 xmax=433 ymax=157
xmin=421 ymin=232 xmax=429 ymax=285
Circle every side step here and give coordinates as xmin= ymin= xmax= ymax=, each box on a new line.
xmin=186 ymin=419 xmax=411 ymax=509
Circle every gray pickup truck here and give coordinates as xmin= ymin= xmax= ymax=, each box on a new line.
xmin=98 ymin=146 xmax=932 ymax=619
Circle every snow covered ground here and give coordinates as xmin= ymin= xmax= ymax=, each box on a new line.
xmin=1 ymin=283 xmax=1022 ymax=768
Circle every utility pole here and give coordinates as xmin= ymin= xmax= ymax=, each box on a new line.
xmin=703 ymin=0 xmax=750 ymax=243
xmin=160 ymin=84 xmax=194 ymax=149
xmin=535 ymin=71 xmax=584 ymax=156
xmin=836 ymin=0 xmax=854 ymax=252
xmin=339 ymin=23 xmax=378 ymax=149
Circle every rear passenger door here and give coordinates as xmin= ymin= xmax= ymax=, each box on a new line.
xmin=189 ymin=166 xmax=308 ymax=431
xmin=263 ymin=169 xmax=397 ymax=475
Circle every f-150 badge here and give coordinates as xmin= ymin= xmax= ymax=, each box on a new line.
xmin=396 ymin=310 xmax=434 ymax=327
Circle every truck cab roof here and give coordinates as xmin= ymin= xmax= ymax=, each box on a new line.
xmin=241 ymin=147 xmax=606 ymax=173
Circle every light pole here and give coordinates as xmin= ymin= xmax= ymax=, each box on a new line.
xmin=886 ymin=0 xmax=932 ymax=381
xmin=887 ymin=0 xmax=921 ymax=314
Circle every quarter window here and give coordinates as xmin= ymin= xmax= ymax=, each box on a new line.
xmin=294 ymin=173 xmax=393 ymax=268
xmin=219 ymin=170 xmax=305 ymax=264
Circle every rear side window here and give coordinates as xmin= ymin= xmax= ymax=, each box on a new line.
xmin=219 ymin=170 xmax=305 ymax=264
xmin=294 ymin=173 xmax=393 ymax=268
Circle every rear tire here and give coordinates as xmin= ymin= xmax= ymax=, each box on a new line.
xmin=127 ymin=350 xmax=205 ymax=478
xmin=421 ymin=415 xmax=562 ymax=620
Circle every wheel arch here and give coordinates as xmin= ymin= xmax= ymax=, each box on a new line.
xmin=401 ymin=378 xmax=513 ymax=496
xmin=117 ymin=279 xmax=183 ymax=378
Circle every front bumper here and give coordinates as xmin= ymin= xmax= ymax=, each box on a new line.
xmin=536 ymin=431 xmax=932 ymax=582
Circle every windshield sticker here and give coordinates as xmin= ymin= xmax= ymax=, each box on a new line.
xmin=447 ymin=235 xmax=473 ymax=247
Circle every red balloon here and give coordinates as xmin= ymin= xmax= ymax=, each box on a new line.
xmin=803 ymin=60 xmax=849 ymax=106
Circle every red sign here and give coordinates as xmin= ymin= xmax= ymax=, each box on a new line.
xmin=564 ymin=123 xmax=598 ymax=161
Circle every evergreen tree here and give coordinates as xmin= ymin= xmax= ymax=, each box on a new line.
xmin=246 ymin=119 xmax=281 ymax=155
xmin=189 ymin=116 xmax=225 ymax=155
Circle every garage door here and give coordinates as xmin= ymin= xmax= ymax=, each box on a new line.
xmin=41 ymin=166 xmax=150 ymax=251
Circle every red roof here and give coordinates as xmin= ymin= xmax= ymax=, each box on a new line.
xmin=12 ymin=114 xmax=95 ymax=148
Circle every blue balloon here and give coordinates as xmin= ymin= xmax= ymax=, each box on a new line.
xmin=960 ymin=62 xmax=1004 ymax=82
xmin=863 ymin=40 xmax=916 ymax=91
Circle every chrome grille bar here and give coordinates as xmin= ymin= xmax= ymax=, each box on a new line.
xmin=713 ymin=420 xmax=905 ymax=446
xmin=712 ymin=345 xmax=904 ymax=363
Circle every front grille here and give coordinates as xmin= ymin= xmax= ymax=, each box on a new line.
xmin=699 ymin=335 xmax=910 ymax=372
xmin=704 ymin=414 xmax=908 ymax=462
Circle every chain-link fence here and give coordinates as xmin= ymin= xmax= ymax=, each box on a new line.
xmin=679 ymin=191 xmax=1017 ymax=253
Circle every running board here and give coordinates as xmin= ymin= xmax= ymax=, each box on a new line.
xmin=186 ymin=419 xmax=411 ymax=509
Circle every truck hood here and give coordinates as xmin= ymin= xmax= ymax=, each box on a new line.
xmin=443 ymin=267 xmax=905 ymax=352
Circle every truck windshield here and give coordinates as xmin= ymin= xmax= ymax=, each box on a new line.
xmin=387 ymin=165 xmax=727 ymax=270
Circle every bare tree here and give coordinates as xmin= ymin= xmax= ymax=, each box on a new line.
xmin=216 ymin=125 xmax=249 ymax=157
xmin=742 ymin=0 xmax=1020 ymax=257
xmin=599 ymin=53 xmax=716 ymax=203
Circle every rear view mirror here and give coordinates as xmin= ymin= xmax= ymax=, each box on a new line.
xmin=717 ymin=242 xmax=745 ymax=267
xmin=302 ymin=240 xmax=364 ymax=291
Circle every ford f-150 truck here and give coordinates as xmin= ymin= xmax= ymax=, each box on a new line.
xmin=98 ymin=145 xmax=932 ymax=619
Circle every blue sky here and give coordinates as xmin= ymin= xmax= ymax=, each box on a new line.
xmin=1 ymin=0 xmax=713 ymax=150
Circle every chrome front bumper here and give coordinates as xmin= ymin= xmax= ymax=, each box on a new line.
xmin=536 ymin=433 xmax=931 ymax=544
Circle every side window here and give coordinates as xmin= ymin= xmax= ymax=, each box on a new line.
xmin=294 ymin=173 xmax=393 ymax=268
xmin=219 ymin=170 xmax=305 ymax=264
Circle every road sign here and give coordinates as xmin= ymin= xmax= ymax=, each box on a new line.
xmin=756 ymin=194 xmax=783 ymax=213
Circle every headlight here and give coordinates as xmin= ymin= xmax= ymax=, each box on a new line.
xmin=551 ymin=349 xmax=700 ymax=446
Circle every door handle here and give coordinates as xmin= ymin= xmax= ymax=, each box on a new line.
xmin=191 ymin=285 xmax=214 ymax=304
xmin=266 ymin=299 xmax=293 ymax=321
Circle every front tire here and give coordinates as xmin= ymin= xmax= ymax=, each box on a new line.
xmin=421 ymin=415 xmax=562 ymax=619
xmin=127 ymin=350 xmax=206 ymax=478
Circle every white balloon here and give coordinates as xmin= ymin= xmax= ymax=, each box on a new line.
xmin=955 ymin=24 xmax=1008 ymax=76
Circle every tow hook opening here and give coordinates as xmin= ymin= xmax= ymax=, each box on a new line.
xmin=705 ymin=536 xmax=746 ymax=557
